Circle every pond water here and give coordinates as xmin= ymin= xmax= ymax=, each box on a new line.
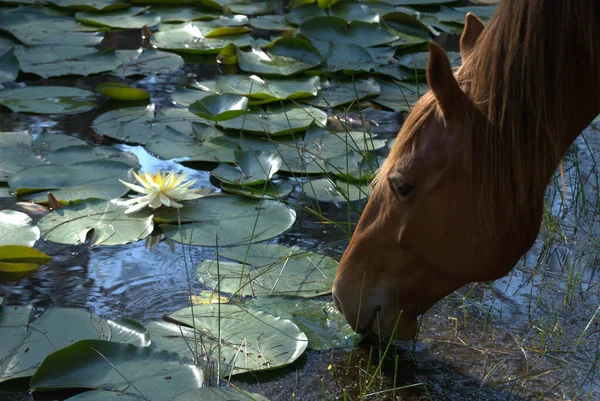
xmin=2 ymin=4 xmax=600 ymax=401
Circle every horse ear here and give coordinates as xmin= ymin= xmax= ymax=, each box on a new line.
xmin=426 ymin=41 xmax=465 ymax=121
xmin=459 ymin=12 xmax=485 ymax=60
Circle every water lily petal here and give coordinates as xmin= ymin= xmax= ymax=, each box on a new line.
xmin=148 ymin=194 xmax=163 ymax=209
xmin=124 ymin=199 xmax=150 ymax=214
xmin=158 ymin=192 xmax=171 ymax=207
xmin=119 ymin=179 xmax=152 ymax=195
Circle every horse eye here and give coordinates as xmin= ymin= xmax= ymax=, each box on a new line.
xmin=392 ymin=182 xmax=415 ymax=197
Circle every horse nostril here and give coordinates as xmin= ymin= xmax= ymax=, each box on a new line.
xmin=332 ymin=293 xmax=343 ymax=313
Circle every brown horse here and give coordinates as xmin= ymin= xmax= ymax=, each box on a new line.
xmin=332 ymin=0 xmax=600 ymax=340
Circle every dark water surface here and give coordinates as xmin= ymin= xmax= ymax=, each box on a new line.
xmin=2 ymin=25 xmax=600 ymax=401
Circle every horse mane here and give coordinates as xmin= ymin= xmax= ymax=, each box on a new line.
xmin=377 ymin=0 xmax=600 ymax=240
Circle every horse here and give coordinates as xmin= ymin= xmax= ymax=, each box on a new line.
xmin=332 ymin=0 xmax=600 ymax=340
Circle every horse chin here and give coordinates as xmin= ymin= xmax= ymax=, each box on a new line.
xmin=369 ymin=313 xmax=419 ymax=341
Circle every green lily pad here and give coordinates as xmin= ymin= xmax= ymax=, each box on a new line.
xmin=0 ymin=49 xmax=18 ymax=84
xmin=385 ymin=0 xmax=456 ymax=5
xmin=371 ymin=79 xmax=427 ymax=111
xmin=145 ymin=125 xmax=238 ymax=163
xmin=151 ymin=22 xmax=252 ymax=54
xmin=75 ymin=7 xmax=161 ymax=29
xmin=189 ymin=94 xmax=249 ymax=121
xmin=1 ymin=307 xmax=150 ymax=388
xmin=157 ymin=195 xmax=296 ymax=246
xmin=171 ymin=87 xmax=216 ymax=108
xmin=211 ymin=150 xmax=282 ymax=186
xmin=0 ymin=305 xmax=32 ymax=388
xmin=326 ymin=151 xmax=383 ymax=181
xmin=0 ymin=245 xmax=50 ymax=276
xmin=47 ymin=0 xmax=130 ymax=11
xmin=8 ymin=160 xmax=134 ymax=203
xmin=92 ymin=105 xmax=208 ymax=145
xmin=0 ymin=12 xmax=104 ymax=46
xmin=237 ymin=37 xmax=322 ymax=76
xmin=151 ymin=6 xmax=219 ymax=22
xmin=216 ymin=74 xmax=320 ymax=104
xmin=0 ymin=211 xmax=40 ymax=246
xmin=302 ymin=177 xmax=372 ymax=203
xmin=299 ymin=16 xmax=397 ymax=54
xmin=32 ymin=132 xmax=87 ymax=152
xmin=250 ymin=15 xmax=293 ymax=31
xmin=0 ymin=130 xmax=31 ymax=148
xmin=322 ymin=43 xmax=375 ymax=73
xmin=375 ymin=59 xmax=421 ymax=81
xmin=14 ymin=45 xmax=122 ymax=79
xmin=42 ymin=145 xmax=139 ymax=167
xmin=30 ymin=340 xmax=202 ymax=399
xmin=113 ymin=49 xmax=184 ymax=77
xmin=398 ymin=50 xmax=461 ymax=71
xmin=228 ymin=1 xmax=274 ymax=15
xmin=217 ymin=104 xmax=327 ymax=136
xmin=220 ymin=181 xmax=294 ymax=200
xmin=305 ymin=78 xmax=380 ymax=108
xmin=285 ymin=3 xmax=327 ymax=26
xmin=174 ymin=388 xmax=271 ymax=401
xmin=166 ymin=304 xmax=308 ymax=376
xmin=245 ymin=297 xmax=357 ymax=350
xmin=38 ymin=199 xmax=154 ymax=246
xmin=202 ymin=243 xmax=338 ymax=298
xmin=452 ymin=5 xmax=497 ymax=22
xmin=0 ymin=147 xmax=45 ymax=182
xmin=0 ymin=86 xmax=96 ymax=114
xmin=96 ymin=82 xmax=149 ymax=101
xmin=380 ymin=11 xmax=432 ymax=41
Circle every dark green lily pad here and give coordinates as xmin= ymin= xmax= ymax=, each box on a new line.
xmin=75 ymin=7 xmax=161 ymax=28
xmin=211 ymin=150 xmax=282 ymax=186
xmin=285 ymin=3 xmax=327 ymax=26
xmin=0 ymin=49 xmax=18 ymax=84
xmin=30 ymin=340 xmax=202 ymax=399
xmin=217 ymin=104 xmax=327 ymax=136
xmin=166 ymin=304 xmax=308 ymax=376
xmin=380 ymin=11 xmax=432 ymax=42
xmin=0 ymin=147 xmax=45 ymax=182
xmin=152 ymin=6 xmax=219 ymax=22
xmin=399 ymin=50 xmax=461 ymax=71
xmin=302 ymin=177 xmax=372 ymax=203
xmin=151 ymin=22 xmax=252 ymax=54
xmin=0 ymin=86 xmax=96 ymax=115
xmin=38 ymin=199 xmax=154 ymax=246
xmin=47 ymin=0 xmax=130 ymax=11
xmin=250 ymin=15 xmax=293 ymax=31
xmin=145 ymin=125 xmax=238 ymax=163
xmin=32 ymin=132 xmax=87 ymax=152
xmin=14 ymin=45 xmax=121 ymax=79
xmin=189 ymin=94 xmax=248 ymax=121
xmin=1 ymin=307 xmax=150 ymax=388
xmin=246 ymin=297 xmax=357 ymax=350
xmin=237 ymin=37 xmax=322 ymax=76
xmin=157 ymin=195 xmax=296 ymax=246
xmin=203 ymin=243 xmax=338 ymax=298
xmin=113 ymin=49 xmax=184 ymax=77
xmin=216 ymin=75 xmax=320 ymax=104
xmin=371 ymin=79 xmax=427 ymax=111
xmin=220 ymin=181 xmax=294 ymax=200
xmin=325 ymin=151 xmax=383 ymax=181
xmin=305 ymin=78 xmax=380 ymax=108
xmin=9 ymin=160 xmax=134 ymax=203
xmin=228 ymin=1 xmax=274 ymax=15
xmin=0 ymin=210 xmax=40 ymax=247
xmin=322 ymin=43 xmax=375 ymax=73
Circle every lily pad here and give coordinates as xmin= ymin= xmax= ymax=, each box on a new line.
xmin=113 ymin=49 xmax=184 ymax=77
xmin=0 ymin=245 xmax=50 ymax=276
xmin=398 ymin=50 xmax=461 ymax=71
xmin=1 ymin=307 xmax=150 ymax=388
xmin=245 ymin=297 xmax=357 ymax=350
xmin=0 ymin=210 xmax=40 ymax=247
xmin=0 ymin=49 xmax=18 ymax=84
xmin=0 ymin=146 xmax=46 ymax=182
xmin=211 ymin=150 xmax=282 ymax=186
xmin=189 ymin=94 xmax=249 ymax=121
xmin=96 ymin=82 xmax=149 ymax=101
xmin=305 ymin=78 xmax=380 ymax=108
xmin=44 ymin=145 xmax=138 ymax=167
xmin=237 ymin=37 xmax=322 ymax=76
xmin=75 ymin=7 xmax=161 ymax=29
xmin=325 ymin=151 xmax=383 ymax=181
xmin=0 ymin=86 xmax=96 ymax=115
xmin=151 ymin=22 xmax=252 ymax=54
xmin=220 ymin=181 xmax=294 ymax=200
xmin=30 ymin=340 xmax=203 ymax=399
xmin=217 ymin=104 xmax=327 ymax=136
xmin=156 ymin=195 xmax=296 ymax=247
xmin=299 ymin=16 xmax=397 ymax=54
xmin=174 ymin=388 xmax=271 ymax=401
xmin=38 ymin=199 xmax=154 ymax=246
xmin=8 ymin=160 xmax=134 ymax=203
xmin=216 ymin=74 xmax=320 ymax=104
xmin=152 ymin=6 xmax=219 ymax=22
xmin=171 ymin=87 xmax=216 ymax=108
xmin=228 ymin=1 xmax=274 ymax=15
xmin=250 ymin=15 xmax=293 ymax=31
xmin=0 ymin=12 xmax=104 ymax=46
xmin=201 ymin=243 xmax=338 ymax=298
xmin=47 ymin=0 xmax=130 ymax=11
xmin=302 ymin=177 xmax=372 ymax=203
xmin=371 ymin=79 xmax=426 ymax=111
xmin=166 ymin=304 xmax=308 ymax=376
xmin=145 ymin=125 xmax=238 ymax=163
xmin=32 ymin=132 xmax=87 ymax=152
xmin=322 ymin=43 xmax=375 ymax=73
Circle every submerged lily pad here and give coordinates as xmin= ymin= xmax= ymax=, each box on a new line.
xmin=0 ymin=86 xmax=96 ymax=114
xmin=211 ymin=150 xmax=282 ymax=186
xmin=166 ymin=304 xmax=308 ymax=376
xmin=113 ymin=49 xmax=184 ymax=77
xmin=217 ymin=104 xmax=327 ymax=136
xmin=302 ymin=177 xmax=372 ymax=203
xmin=0 ymin=210 xmax=40 ymax=247
xmin=30 ymin=340 xmax=202 ymax=399
xmin=38 ymin=199 xmax=154 ymax=246
xmin=157 ymin=195 xmax=296 ymax=246
xmin=0 ymin=49 xmax=18 ymax=84
xmin=202 ymin=243 xmax=338 ymax=298
xmin=8 ymin=160 xmax=134 ymax=203
xmin=0 ymin=307 xmax=150 ymax=388
xmin=237 ymin=37 xmax=322 ymax=76
xmin=189 ymin=94 xmax=248 ymax=121
xmin=75 ymin=7 xmax=161 ymax=29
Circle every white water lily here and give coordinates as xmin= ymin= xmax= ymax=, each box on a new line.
xmin=119 ymin=170 xmax=208 ymax=214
